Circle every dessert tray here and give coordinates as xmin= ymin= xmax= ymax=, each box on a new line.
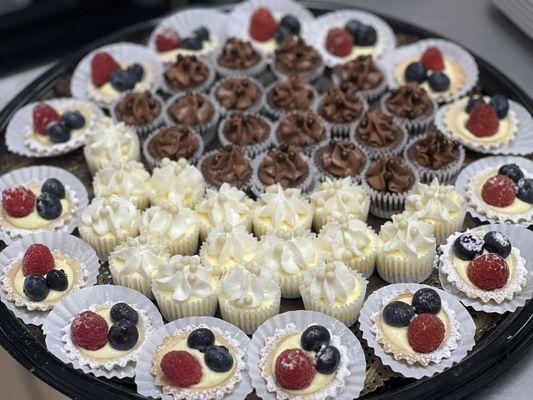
xmin=0 ymin=1 xmax=532 ymax=400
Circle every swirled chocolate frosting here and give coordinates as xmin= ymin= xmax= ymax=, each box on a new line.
xmin=258 ymin=144 xmax=309 ymax=188
xmin=385 ymin=83 xmax=434 ymax=120
xmin=316 ymin=140 xmax=365 ymax=178
xmin=217 ymin=37 xmax=261 ymax=70
xmin=114 ymin=91 xmax=162 ymax=126
xmin=201 ymin=145 xmax=252 ymax=188
xmin=355 ymin=108 xmax=404 ymax=148
xmin=164 ymin=55 xmax=210 ymax=91
xmin=147 ymin=126 xmax=199 ymax=160
xmin=267 ymin=75 xmax=314 ymax=112
xmin=333 ymin=55 xmax=384 ymax=91
xmin=366 ymin=155 xmax=414 ymax=193
xmin=222 ymin=113 xmax=270 ymax=146
xmin=216 ymin=78 xmax=261 ymax=111
xmin=274 ymin=37 xmax=322 ymax=74
xmin=318 ymin=86 xmax=364 ymax=124
xmin=276 ymin=110 xmax=325 ymax=148
xmin=167 ymin=92 xmax=214 ymax=127
xmin=408 ymin=130 xmax=460 ymax=170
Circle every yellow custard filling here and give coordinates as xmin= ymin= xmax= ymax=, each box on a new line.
xmin=159 ymin=38 xmax=216 ymax=61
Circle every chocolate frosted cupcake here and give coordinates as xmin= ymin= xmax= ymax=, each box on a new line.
xmin=381 ymin=83 xmax=436 ymax=135
xmin=404 ymin=129 xmax=465 ymax=184
xmin=332 ymin=55 xmax=387 ymax=102
xmin=212 ymin=76 xmax=263 ymax=116
xmin=353 ymin=108 xmax=407 ymax=157
xmin=275 ymin=110 xmax=327 ymax=154
xmin=112 ymin=91 xmax=164 ymax=136
xmin=314 ymin=139 xmax=367 ymax=182
xmin=218 ymin=112 xmax=272 ymax=157
xmin=271 ymin=37 xmax=324 ymax=82
xmin=264 ymin=75 xmax=317 ymax=119
xmin=215 ymin=37 xmax=266 ymax=77
xmin=162 ymin=55 xmax=215 ymax=94
xmin=362 ymin=155 xmax=419 ymax=218
xmin=199 ymin=145 xmax=252 ymax=190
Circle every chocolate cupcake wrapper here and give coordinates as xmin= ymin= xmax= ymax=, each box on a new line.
xmin=351 ymin=121 xmax=409 ymax=159
xmin=214 ymin=46 xmax=270 ymax=78
xmin=71 ymin=42 xmax=163 ymax=108
xmin=316 ymin=91 xmax=369 ymax=139
xmin=209 ymin=75 xmax=265 ymax=118
xmin=160 ymin=58 xmax=217 ymax=95
xmin=7 ymin=98 xmax=104 ymax=158
xmin=380 ymin=92 xmax=437 ymax=136
xmin=269 ymin=57 xmax=326 ymax=83
xmin=197 ymin=148 xmax=254 ymax=193
xmin=331 ymin=60 xmax=389 ymax=104
xmin=262 ymin=79 xmax=319 ymax=121
xmin=312 ymin=144 xmax=370 ymax=184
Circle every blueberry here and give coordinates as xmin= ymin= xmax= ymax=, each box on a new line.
xmin=204 ymin=345 xmax=234 ymax=373
xmin=489 ymin=94 xmax=509 ymax=119
xmin=404 ymin=62 xmax=427 ymax=83
xmin=36 ymin=193 xmax=62 ymax=220
xmin=181 ymin=36 xmax=203 ymax=51
xmin=193 ymin=26 xmax=210 ymax=42
xmin=316 ymin=346 xmax=340 ymax=374
xmin=110 ymin=302 xmax=139 ymax=324
xmin=498 ymin=163 xmax=524 ymax=184
xmin=483 ymin=231 xmax=512 ymax=258
xmin=300 ymin=325 xmax=330 ymax=352
xmin=61 ymin=110 xmax=85 ymax=130
xmin=428 ymin=71 xmax=450 ymax=92
xmin=517 ymin=178 xmax=533 ymax=204
xmin=383 ymin=301 xmax=415 ymax=327
xmin=345 ymin=19 xmax=363 ymax=39
xmin=187 ymin=328 xmax=215 ymax=353
xmin=23 ymin=274 xmax=49 ymax=301
xmin=454 ymin=233 xmax=484 ymax=261
xmin=47 ymin=120 xmax=71 ymax=143
xmin=412 ymin=288 xmax=441 ymax=314
xmin=465 ymin=96 xmax=485 ymax=113
xmin=108 ymin=320 xmax=139 ymax=351
xmin=41 ymin=178 xmax=65 ymax=199
xmin=275 ymin=25 xmax=293 ymax=44
xmin=110 ymin=69 xmax=137 ymax=92
xmin=46 ymin=269 xmax=68 ymax=291
xmin=353 ymin=24 xmax=377 ymax=46
xmin=280 ymin=15 xmax=300 ymax=35
xmin=126 ymin=63 xmax=144 ymax=82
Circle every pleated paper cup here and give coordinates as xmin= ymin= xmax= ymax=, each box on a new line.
xmin=6 ymin=98 xmax=104 ymax=158
xmin=331 ymin=60 xmax=389 ymax=103
xmin=135 ymin=316 xmax=253 ymax=400
xmin=376 ymin=250 xmax=437 ymax=284
xmin=380 ymin=91 xmax=437 ymax=136
xmin=315 ymin=91 xmax=369 ymax=138
xmin=351 ymin=121 xmax=408 ymax=159
xmin=42 ymin=285 xmax=164 ymax=379
xmin=269 ymin=54 xmax=325 ymax=83
xmin=358 ymin=283 xmax=476 ymax=379
xmin=214 ymin=45 xmax=269 ymax=78
xmin=161 ymin=58 xmax=217 ymax=95
xmin=209 ymin=75 xmax=265 ymax=117
xmin=262 ymin=79 xmax=319 ymax=121
xmin=247 ymin=310 xmax=366 ymax=400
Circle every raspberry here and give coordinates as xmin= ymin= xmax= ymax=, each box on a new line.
xmin=481 ymin=174 xmax=516 ymax=207
xmin=249 ymin=7 xmax=277 ymax=42
xmin=275 ymin=348 xmax=315 ymax=390
xmin=408 ymin=313 xmax=445 ymax=353
xmin=325 ymin=28 xmax=353 ymax=57
xmin=91 ymin=52 xmax=120 ymax=87
xmin=2 ymin=186 xmax=36 ymax=218
xmin=155 ymin=27 xmax=181 ymax=52
xmin=468 ymin=253 xmax=509 ymax=290
xmin=71 ymin=311 xmax=108 ymax=351
xmin=160 ymin=350 xmax=202 ymax=388
xmin=22 ymin=243 xmax=55 ymax=276
xmin=32 ymin=103 xmax=60 ymax=135
xmin=420 ymin=47 xmax=444 ymax=71
xmin=466 ymin=103 xmax=499 ymax=137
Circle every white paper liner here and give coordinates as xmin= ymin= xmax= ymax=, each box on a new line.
xmin=0 ymin=165 xmax=89 ymax=244
xmin=380 ymin=91 xmax=437 ymax=136
xmin=135 ymin=316 xmax=253 ymax=400
xmin=312 ymin=144 xmax=369 ymax=184
xmin=315 ymin=90 xmax=369 ymax=138
xmin=438 ymin=224 xmax=532 ymax=313
xmin=247 ymin=310 xmax=365 ymax=400
xmin=331 ymin=60 xmax=389 ymax=103
xmin=214 ymin=43 xmax=269 ymax=78
xmin=71 ymin=42 xmax=163 ymax=108
xmin=42 ymin=285 xmax=164 ymax=379
xmin=197 ymin=148 xmax=254 ymax=192
xmin=161 ymin=57 xmax=217 ymax=95
xmin=351 ymin=119 xmax=408 ymax=159
xmin=148 ymin=8 xmax=229 ymax=65
xmin=262 ymin=79 xmax=319 ymax=121
xmin=358 ymin=283 xmax=476 ymax=378
xmin=269 ymin=52 xmax=325 ymax=83
xmin=306 ymin=9 xmax=396 ymax=67
xmin=209 ymin=75 xmax=265 ymax=117
xmin=381 ymin=38 xmax=479 ymax=103
xmin=6 ymin=98 xmax=105 ymax=158
xmin=455 ymin=155 xmax=533 ymax=226
xmin=435 ymin=98 xmax=533 ymax=155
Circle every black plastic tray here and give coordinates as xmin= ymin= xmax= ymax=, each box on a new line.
xmin=0 ymin=2 xmax=532 ymax=399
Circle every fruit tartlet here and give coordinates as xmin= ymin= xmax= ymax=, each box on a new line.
xmin=313 ymin=139 xmax=367 ymax=182
xmin=211 ymin=76 xmax=264 ymax=116
xmin=264 ymin=75 xmax=317 ymax=120
xmin=332 ymin=55 xmax=386 ymax=102
xmin=274 ymin=110 xmax=328 ymax=154
xmin=271 ymin=36 xmax=324 ymax=82
xmin=199 ymin=145 xmax=253 ymax=191
xmin=111 ymin=91 xmax=164 ymax=137
xmin=162 ymin=55 xmax=215 ymax=94
xmin=215 ymin=37 xmax=267 ymax=77
xmin=217 ymin=112 xmax=273 ymax=157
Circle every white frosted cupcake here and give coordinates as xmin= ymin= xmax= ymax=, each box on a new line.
xmin=199 ymin=223 xmax=259 ymax=277
xmin=93 ymin=160 xmax=151 ymax=210
xmin=139 ymin=203 xmax=200 ymax=256
xmin=316 ymin=217 xmax=379 ymax=278
xmin=78 ymin=195 xmax=140 ymax=258
xmin=376 ymin=213 xmax=436 ymax=283
xmin=404 ymin=178 xmax=467 ymax=243
xmin=148 ymin=158 xmax=205 ymax=208
xmin=151 ymin=255 xmax=220 ymax=321
xmin=310 ymin=177 xmax=370 ymax=231
xmin=194 ymin=183 xmax=255 ymax=241
xmin=83 ymin=117 xmax=140 ymax=174
xmin=299 ymin=259 xmax=367 ymax=327
xmin=218 ymin=262 xmax=281 ymax=335
xmin=252 ymin=184 xmax=313 ymax=237
xmin=108 ymin=235 xmax=170 ymax=298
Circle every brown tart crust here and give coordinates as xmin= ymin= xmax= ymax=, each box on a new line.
xmin=333 ymin=55 xmax=384 ymax=91
xmin=200 ymin=145 xmax=252 ymax=189
xmin=222 ymin=113 xmax=270 ymax=146
xmin=274 ymin=37 xmax=323 ymax=75
xmin=318 ymin=85 xmax=364 ymax=124
xmin=365 ymin=155 xmax=415 ymax=194
xmin=147 ymin=126 xmax=200 ymax=161
xmin=276 ymin=110 xmax=325 ymax=149
xmin=114 ymin=91 xmax=162 ymax=126
xmin=315 ymin=139 xmax=365 ymax=178
xmin=385 ymin=83 xmax=434 ymax=120
xmin=215 ymin=78 xmax=261 ymax=111
xmin=407 ymin=129 xmax=460 ymax=170
xmin=355 ymin=108 xmax=405 ymax=150
xmin=167 ymin=92 xmax=214 ymax=128
xmin=267 ymin=75 xmax=315 ymax=112
xmin=258 ymin=144 xmax=309 ymax=188
xmin=164 ymin=55 xmax=210 ymax=91
xmin=217 ymin=37 xmax=261 ymax=70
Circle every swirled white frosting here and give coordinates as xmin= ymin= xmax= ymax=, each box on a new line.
xmin=85 ymin=117 xmax=139 ymax=162
xmin=80 ymin=195 xmax=140 ymax=236
xmin=302 ymin=259 xmax=357 ymax=304
xmin=255 ymin=184 xmax=312 ymax=229
xmin=149 ymin=158 xmax=205 ymax=207
xmin=405 ymin=179 xmax=466 ymax=221
xmin=140 ymin=204 xmax=199 ymax=241
xmin=94 ymin=160 xmax=150 ymax=200
xmin=310 ymin=178 xmax=370 ymax=221
xmin=379 ymin=213 xmax=435 ymax=257
xmin=317 ymin=218 xmax=376 ymax=259
xmin=204 ymin=223 xmax=259 ymax=264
